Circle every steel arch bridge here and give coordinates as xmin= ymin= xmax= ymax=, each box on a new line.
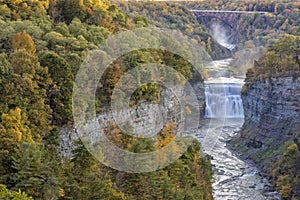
xmin=191 ymin=10 xmax=270 ymax=28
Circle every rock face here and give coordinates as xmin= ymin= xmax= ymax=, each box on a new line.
xmin=240 ymin=77 xmax=300 ymax=149
xmin=59 ymin=79 xmax=205 ymax=159
xmin=231 ymin=76 xmax=300 ymax=199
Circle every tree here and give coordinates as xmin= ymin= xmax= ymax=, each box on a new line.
xmin=1 ymin=107 xmax=33 ymax=143
xmin=11 ymin=142 xmax=45 ymax=198
xmin=61 ymin=140 xmax=125 ymax=200
xmin=57 ymin=0 xmax=88 ymax=24
xmin=98 ymin=63 xmax=122 ymax=106
xmin=11 ymin=142 xmax=61 ymax=199
xmin=0 ymin=184 xmax=33 ymax=200
xmin=0 ymin=107 xmax=34 ymax=184
xmin=64 ymin=52 xmax=83 ymax=76
xmin=6 ymin=50 xmax=52 ymax=136
xmin=39 ymin=51 xmax=74 ymax=124
xmin=11 ymin=31 xmax=36 ymax=55
xmin=1 ymin=0 xmax=49 ymax=19
xmin=0 ymin=53 xmax=12 ymax=112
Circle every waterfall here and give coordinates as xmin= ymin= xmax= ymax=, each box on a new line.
xmin=210 ymin=21 xmax=237 ymax=51
xmin=205 ymin=83 xmax=244 ymax=118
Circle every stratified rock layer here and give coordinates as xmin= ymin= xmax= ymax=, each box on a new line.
xmin=59 ymin=79 xmax=205 ymax=159
xmin=232 ymin=76 xmax=300 ymax=199
xmin=241 ymin=77 xmax=300 ymax=149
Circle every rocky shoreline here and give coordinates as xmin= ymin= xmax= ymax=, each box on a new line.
xmin=227 ymin=131 xmax=280 ymax=198
xmin=194 ymin=118 xmax=281 ymax=200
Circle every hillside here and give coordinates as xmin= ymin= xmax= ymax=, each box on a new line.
xmin=0 ymin=0 xmax=213 ymax=199
xmin=114 ymin=1 xmax=232 ymax=60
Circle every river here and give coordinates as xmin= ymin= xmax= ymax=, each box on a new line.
xmin=194 ymin=59 xmax=281 ymax=200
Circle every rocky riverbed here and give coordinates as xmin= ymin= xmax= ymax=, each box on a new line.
xmin=195 ymin=118 xmax=281 ymax=200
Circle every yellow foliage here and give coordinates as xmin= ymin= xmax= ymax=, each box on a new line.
xmin=59 ymin=188 xmax=65 ymax=197
xmin=11 ymin=31 xmax=36 ymax=55
xmin=155 ymin=122 xmax=177 ymax=165
xmin=156 ymin=122 xmax=175 ymax=149
xmin=93 ymin=0 xmax=109 ymax=10
xmin=287 ymin=144 xmax=298 ymax=154
xmin=14 ymin=0 xmax=23 ymax=3
xmin=280 ymin=184 xmax=292 ymax=199
xmin=1 ymin=107 xmax=33 ymax=143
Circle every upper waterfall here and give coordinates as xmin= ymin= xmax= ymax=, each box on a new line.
xmin=205 ymin=83 xmax=244 ymax=118
xmin=204 ymin=59 xmax=245 ymax=119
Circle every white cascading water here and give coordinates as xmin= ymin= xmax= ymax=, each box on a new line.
xmin=196 ymin=56 xmax=280 ymax=199
xmin=205 ymin=83 xmax=244 ymax=118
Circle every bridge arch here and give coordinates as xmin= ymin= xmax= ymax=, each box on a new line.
xmin=191 ymin=10 xmax=270 ymax=29
xmin=192 ymin=11 xmax=241 ymax=29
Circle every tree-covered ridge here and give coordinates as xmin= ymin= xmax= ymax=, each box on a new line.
xmin=114 ymin=1 xmax=232 ymax=60
xmin=0 ymin=0 xmax=213 ymax=199
xmin=181 ymin=1 xmax=299 ymax=75
xmin=0 ymin=0 xmax=148 ymax=125
xmin=185 ymin=0 xmax=300 ymax=40
xmin=183 ymin=0 xmax=300 ymax=57
xmin=243 ymin=34 xmax=300 ymax=88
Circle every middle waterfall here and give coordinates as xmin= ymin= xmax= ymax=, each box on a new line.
xmin=205 ymin=83 xmax=244 ymax=118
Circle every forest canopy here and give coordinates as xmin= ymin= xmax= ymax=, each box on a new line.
xmin=0 ymin=1 xmax=213 ymax=199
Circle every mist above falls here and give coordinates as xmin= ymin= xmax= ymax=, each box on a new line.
xmin=210 ymin=21 xmax=237 ymax=51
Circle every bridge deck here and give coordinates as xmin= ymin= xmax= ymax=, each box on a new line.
xmin=191 ymin=10 xmax=270 ymax=14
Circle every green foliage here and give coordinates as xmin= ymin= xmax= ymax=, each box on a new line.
xmin=116 ymin=1 xmax=215 ymax=56
xmin=0 ymin=184 xmax=33 ymax=200
xmin=11 ymin=31 xmax=36 ymax=55
xmin=0 ymin=108 xmax=32 ymax=185
xmin=56 ymin=0 xmax=88 ymax=24
xmin=101 ymin=122 xmax=213 ymax=200
xmin=99 ymin=49 xmax=193 ymax=108
xmin=11 ymin=142 xmax=59 ymax=199
xmin=121 ymin=140 xmax=213 ymax=200
xmin=243 ymin=35 xmax=300 ymax=90
xmin=39 ymin=51 xmax=74 ymax=124
xmin=4 ymin=49 xmax=52 ymax=136
xmin=185 ymin=1 xmax=300 ymax=40
xmin=60 ymin=140 xmax=126 ymax=200
xmin=0 ymin=0 xmax=49 ymax=20
xmin=272 ymin=142 xmax=300 ymax=200
xmin=0 ymin=1 xmax=215 ymax=199
xmin=0 ymin=53 xmax=12 ymax=95
xmin=98 ymin=63 xmax=122 ymax=106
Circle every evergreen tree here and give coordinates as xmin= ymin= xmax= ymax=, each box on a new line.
xmin=11 ymin=142 xmax=61 ymax=199
xmin=39 ymin=51 xmax=74 ymax=124
xmin=0 ymin=53 xmax=12 ymax=112
xmin=6 ymin=50 xmax=52 ymax=137
xmin=0 ymin=108 xmax=32 ymax=185
xmin=61 ymin=140 xmax=125 ymax=200
xmin=11 ymin=142 xmax=45 ymax=198
xmin=57 ymin=0 xmax=88 ymax=24
xmin=11 ymin=31 xmax=36 ymax=56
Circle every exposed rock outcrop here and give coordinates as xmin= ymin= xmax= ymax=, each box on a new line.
xmin=232 ymin=76 xmax=300 ymax=199
xmin=240 ymin=77 xmax=300 ymax=149
xmin=59 ymin=78 xmax=205 ymax=159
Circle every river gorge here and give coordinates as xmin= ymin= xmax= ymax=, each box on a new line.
xmin=59 ymin=58 xmax=283 ymax=199
xmin=196 ymin=59 xmax=281 ymax=200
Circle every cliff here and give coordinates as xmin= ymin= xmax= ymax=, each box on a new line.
xmin=59 ymin=78 xmax=205 ymax=158
xmin=242 ymin=77 xmax=300 ymax=147
xmin=232 ymin=76 xmax=300 ymax=199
